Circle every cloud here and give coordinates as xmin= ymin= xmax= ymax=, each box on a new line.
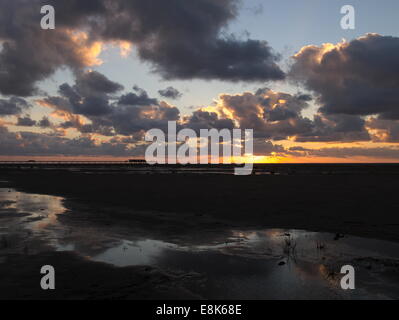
xmin=37 ymin=69 xmax=377 ymax=155
xmin=0 ymin=75 xmax=397 ymax=160
xmin=366 ymin=118 xmax=399 ymax=142
xmin=253 ymin=139 xmax=285 ymax=156
xmin=294 ymin=114 xmax=370 ymax=142
xmin=46 ymin=78 xmax=314 ymax=141
xmin=16 ymin=116 xmax=37 ymax=127
xmin=43 ymin=70 xmax=124 ymax=117
xmin=42 ymin=72 xmax=180 ymax=136
xmin=0 ymin=97 xmax=31 ymax=115
xmin=38 ymin=117 xmax=52 ymax=128
xmin=74 ymin=70 xmax=124 ymax=95
xmin=212 ymin=89 xmax=314 ymax=139
xmin=107 ymin=101 xmax=180 ymax=136
xmin=119 ymin=86 xmax=158 ymax=106
xmin=57 ymin=83 xmax=113 ymax=116
xmin=0 ymin=0 xmax=105 ymax=96
xmin=290 ymin=34 xmax=399 ymax=119
xmin=288 ymin=145 xmax=399 ymax=160
xmin=158 ymin=87 xmax=183 ymax=100
xmin=3 ymin=115 xmax=399 ymax=160
xmin=0 ymin=125 xmax=134 ymax=157
xmin=91 ymin=0 xmax=285 ymax=82
xmin=0 ymin=0 xmax=284 ymax=97
xmin=184 ymin=110 xmax=235 ymax=133
xmin=189 ymin=89 xmax=372 ymax=143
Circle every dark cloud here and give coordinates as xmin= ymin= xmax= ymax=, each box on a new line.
xmin=118 ymin=86 xmax=158 ymax=106
xmin=205 ymin=89 xmax=372 ymax=143
xmin=38 ymin=73 xmax=374 ymax=157
xmin=74 ymin=71 xmax=124 ymax=95
xmin=6 ymin=2 xmax=399 ymax=159
xmin=294 ymin=114 xmax=370 ymax=142
xmin=185 ymin=110 xmax=235 ymax=133
xmin=17 ymin=116 xmax=37 ymax=127
xmin=0 ymin=0 xmax=284 ymax=97
xmin=217 ymin=89 xmax=313 ymax=139
xmin=92 ymin=0 xmax=285 ymax=82
xmin=48 ymin=71 xmax=125 ymax=116
xmin=0 ymin=125 xmax=133 ymax=157
xmin=0 ymin=0 xmax=108 ymax=96
xmin=43 ymin=72 xmax=180 ymax=136
xmin=0 ymin=97 xmax=31 ymax=115
xmin=366 ymin=118 xmax=399 ymax=142
xmin=45 ymin=75 xmax=318 ymax=145
xmin=290 ymin=34 xmax=399 ymax=119
xmin=37 ymin=117 xmax=52 ymax=128
xmin=56 ymin=83 xmax=112 ymax=116
xmin=253 ymin=139 xmax=285 ymax=156
xmin=3 ymin=117 xmax=399 ymax=160
xmin=107 ymin=102 xmax=180 ymax=136
xmin=158 ymin=87 xmax=182 ymax=100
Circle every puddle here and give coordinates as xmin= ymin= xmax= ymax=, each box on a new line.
xmin=0 ymin=188 xmax=65 ymax=232
xmin=1 ymin=188 xmax=399 ymax=299
xmin=83 ymin=230 xmax=399 ymax=268
xmin=91 ymin=239 xmax=179 ymax=266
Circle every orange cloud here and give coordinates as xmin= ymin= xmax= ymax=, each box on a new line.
xmin=65 ymin=30 xmax=104 ymax=66
xmin=117 ymin=41 xmax=133 ymax=58
xmin=293 ymin=40 xmax=349 ymax=64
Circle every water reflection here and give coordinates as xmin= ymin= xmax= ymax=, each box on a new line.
xmin=0 ymin=188 xmax=65 ymax=231
xmin=1 ymin=188 xmax=399 ymax=299
xmin=92 ymin=240 xmax=178 ymax=266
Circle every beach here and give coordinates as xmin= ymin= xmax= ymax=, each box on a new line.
xmin=1 ymin=166 xmax=399 ymax=300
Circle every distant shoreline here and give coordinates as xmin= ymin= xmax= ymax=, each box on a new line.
xmin=2 ymin=162 xmax=399 ymax=176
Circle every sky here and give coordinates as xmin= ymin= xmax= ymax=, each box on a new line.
xmin=1 ymin=0 xmax=399 ymax=162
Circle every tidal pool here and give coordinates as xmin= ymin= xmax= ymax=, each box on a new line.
xmin=1 ymin=188 xmax=399 ymax=299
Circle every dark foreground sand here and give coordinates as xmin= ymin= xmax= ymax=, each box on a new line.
xmin=0 ymin=252 xmax=203 ymax=300
xmin=1 ymin=167 xmax=399 ymax=300
xmin=2 ymin=169 xmax=399 ymax=241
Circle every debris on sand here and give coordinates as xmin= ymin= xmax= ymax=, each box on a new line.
xmin=334 ymin=233 xmax=345 ymax=241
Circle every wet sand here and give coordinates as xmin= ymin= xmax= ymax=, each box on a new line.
xmin=1 ymin=168 xmax=399 ymax=300
xmin=0 ymin=252 xmax=203 ymax=300
xmin=2 ymin=169 xmax=399 ymax=241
